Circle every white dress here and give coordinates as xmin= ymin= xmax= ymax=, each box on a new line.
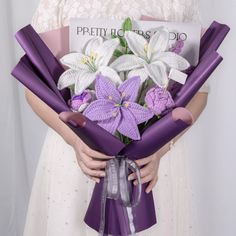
xmin=24 ymin=0 xmax=210 ymax=235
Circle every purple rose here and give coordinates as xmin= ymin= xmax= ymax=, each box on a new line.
xmin=68 ymin=90 xmax=93 ymax=112
xmin=145 ymin=86 xmax=175 ymax=115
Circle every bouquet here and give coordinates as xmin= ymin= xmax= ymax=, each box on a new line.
xmin=11 ymin=17 xmax=229 ymax=235
xmin=58 ymin=18 xmax=192 ymax=142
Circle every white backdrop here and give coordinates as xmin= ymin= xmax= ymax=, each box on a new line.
xmin=0 ymin=0 xmax=235 ymax=235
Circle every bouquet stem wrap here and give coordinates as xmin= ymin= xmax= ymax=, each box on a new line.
xmin=11 ymin=21 xmax=229 ymax=235
xmin=99 ymin=156 xmax=142 ymax=235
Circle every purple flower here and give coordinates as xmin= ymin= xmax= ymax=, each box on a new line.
xmin=145 ymin=86 xmax=175 ymax=115
xmin=69 ymin=90 xmax=93 ymax=112
xmin=170 ymin=39 xmax=185 ymax=54
xmin=83 ymin=74 xmax=154 ymax=140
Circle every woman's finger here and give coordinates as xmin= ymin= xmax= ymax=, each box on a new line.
xmin=80 ymin=162 xmax=106 ymax=178
xmin=80 ymin=152 xmax=107 ymax=170
xmin=145 ymin=176 xmax=158 ymax=193
xmin=78 ymin=160 xmax=100 ymax=182
xmin=133 ymin=174 xmax=153 ymax=186
xmin=135 ymin=156 xmax=153 ymax=167
xmin=85 ymin=174 xmax=100 ymax=183
xmin=83 ymin=146 xmax=114 ymax=160
xmin=78 ymin=160 xmax=101 ymax=183
xmin=128 ymin=163 xmax=154 ymax=181
xmin=91 ymin=177 xmax=100 ymax=183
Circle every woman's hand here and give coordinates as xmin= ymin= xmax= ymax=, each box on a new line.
xmin=128 ymin=143 xmax=170 ymax=193
xmin=127 ymin=92 xmax=208 ymax=194
xmin=72 ymin=137 xmax=114 ymax=183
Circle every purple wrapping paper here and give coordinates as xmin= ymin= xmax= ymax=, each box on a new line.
xmin=83 ymin=108 xmax=193 ymax=235
xmin=11 ymin=20 xmax=229 ymax=235
xmin=12 ymin=55 xmax=70 ymax=113
xmin=15 ymin=24 xmax=70 ymax=103
xmin=59 ymin=108 xmax=192 ymax=235
xmin=174 ymin=51 xmax=223 ymax=107
xmin=59 ymin=112 xmax=125 ymax=155
xmin=170 ymin=21 xmax=230 ymax=103
xmin=200 ymin=21 xmax=230 ymax=60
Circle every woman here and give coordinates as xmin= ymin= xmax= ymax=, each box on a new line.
xmin=24 ymin=0 xmax=209 ymax=235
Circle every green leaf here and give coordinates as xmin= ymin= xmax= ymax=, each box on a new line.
xmin=119 ymin=37 xmax=127 ymax=47
xmin=113 ymin=49 xmax=124 ymax=57
xmin=111 ymin=34 xmax=118 ymax=39
xmin=122 ymin=17 xmax=132 ymax=32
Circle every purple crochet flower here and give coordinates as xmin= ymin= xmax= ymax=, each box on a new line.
xmin=83 ymin=74 xmax=154 ymax=140
xmin=145 ymin=86 xmax=175 ymax=116
xmin=69 ymin=90 xmax=93 ymax=112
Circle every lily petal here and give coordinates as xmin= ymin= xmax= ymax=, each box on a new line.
xmin=85 ymin=36 xmax=103 ymax=56
xmin=74 ymin=71 xmax=96 ymax=95
xmin=57 ymin=69 xmax=78 ymax=90
xmin=144 ymin=62 xmax=169 ymax=87
xmin=60 ymin=53 xmax=89 ymax=70
xmin=126 ymin=102 xmax=154 ymax=124
xmin=118 ymin=76 xmax=141 ymax=102
xmin=98 ymin=66 xmax=123 ymax=85
xmin=97 ymin=112 xmax=121 ymax=135
xmin=148 ymin=27 xmax=169 ymax=59
xmin=110 ymin=54 xmax=145 ymax=72
xmin=95 ymin=74 xmax=121 ymax=102
xmin=118 ymin=108 xmax=140 ymax=140
xmin=124 ymin=31 xmax=148 ymax=59
xmin=83 ymin=99 xmax=117 ymax=121
xmin=128 ymin=67 xmax=149 ymax=84
xmin=157 ymin=51 xmax=190 ymax=71
xmin=95 ymin=38 xmax=119 ymax=66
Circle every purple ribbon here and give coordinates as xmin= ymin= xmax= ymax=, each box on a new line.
xmin=99 ymin=156 xmax=142 ymax=235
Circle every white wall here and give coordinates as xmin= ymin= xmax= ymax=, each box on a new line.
xmin=0 ymin=0 xmax=46 ymax=235
xmin=0 ymin=0 xmax=235 ymax=235
xmin=195 ymin=1 xmax=236 ymax=235
xmin=10 ymin=0 xmax=48 ymax=185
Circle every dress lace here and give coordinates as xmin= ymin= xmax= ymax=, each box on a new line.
xmin=31 ymin=0 xmax=201 ymax=33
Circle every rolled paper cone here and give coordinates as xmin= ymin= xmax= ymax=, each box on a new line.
xmin=59 ymin=111 xmax=86 ymax=127
xmin=15 ymin=25 xmax=70 ymax=103
xmin=200 ymin=21 xmax=230 ymax=60
xmin=174 ymin=51 xmax=223 ymax=107
xmin=59 ymin=111 xmax=125 ymax=156
xmin=172 ymin=107 xmax=194 ymax=124
xmin=11 ymin=56 xmax=69 ymax=114
xmin=84 ymin=176 xmax=156 ymax=235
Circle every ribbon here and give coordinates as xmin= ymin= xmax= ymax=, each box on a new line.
xmin=99 ymin=155 xmax=142 ymax=236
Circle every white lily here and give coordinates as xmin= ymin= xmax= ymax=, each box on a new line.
xmin=57 ymin=37 xmax=122 ymax=94
xmin=110 ymin=27 xmax=190 ymax=88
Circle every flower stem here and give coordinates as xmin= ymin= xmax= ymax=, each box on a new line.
xmin=138 ymin=79 xmax=149 ymax=104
